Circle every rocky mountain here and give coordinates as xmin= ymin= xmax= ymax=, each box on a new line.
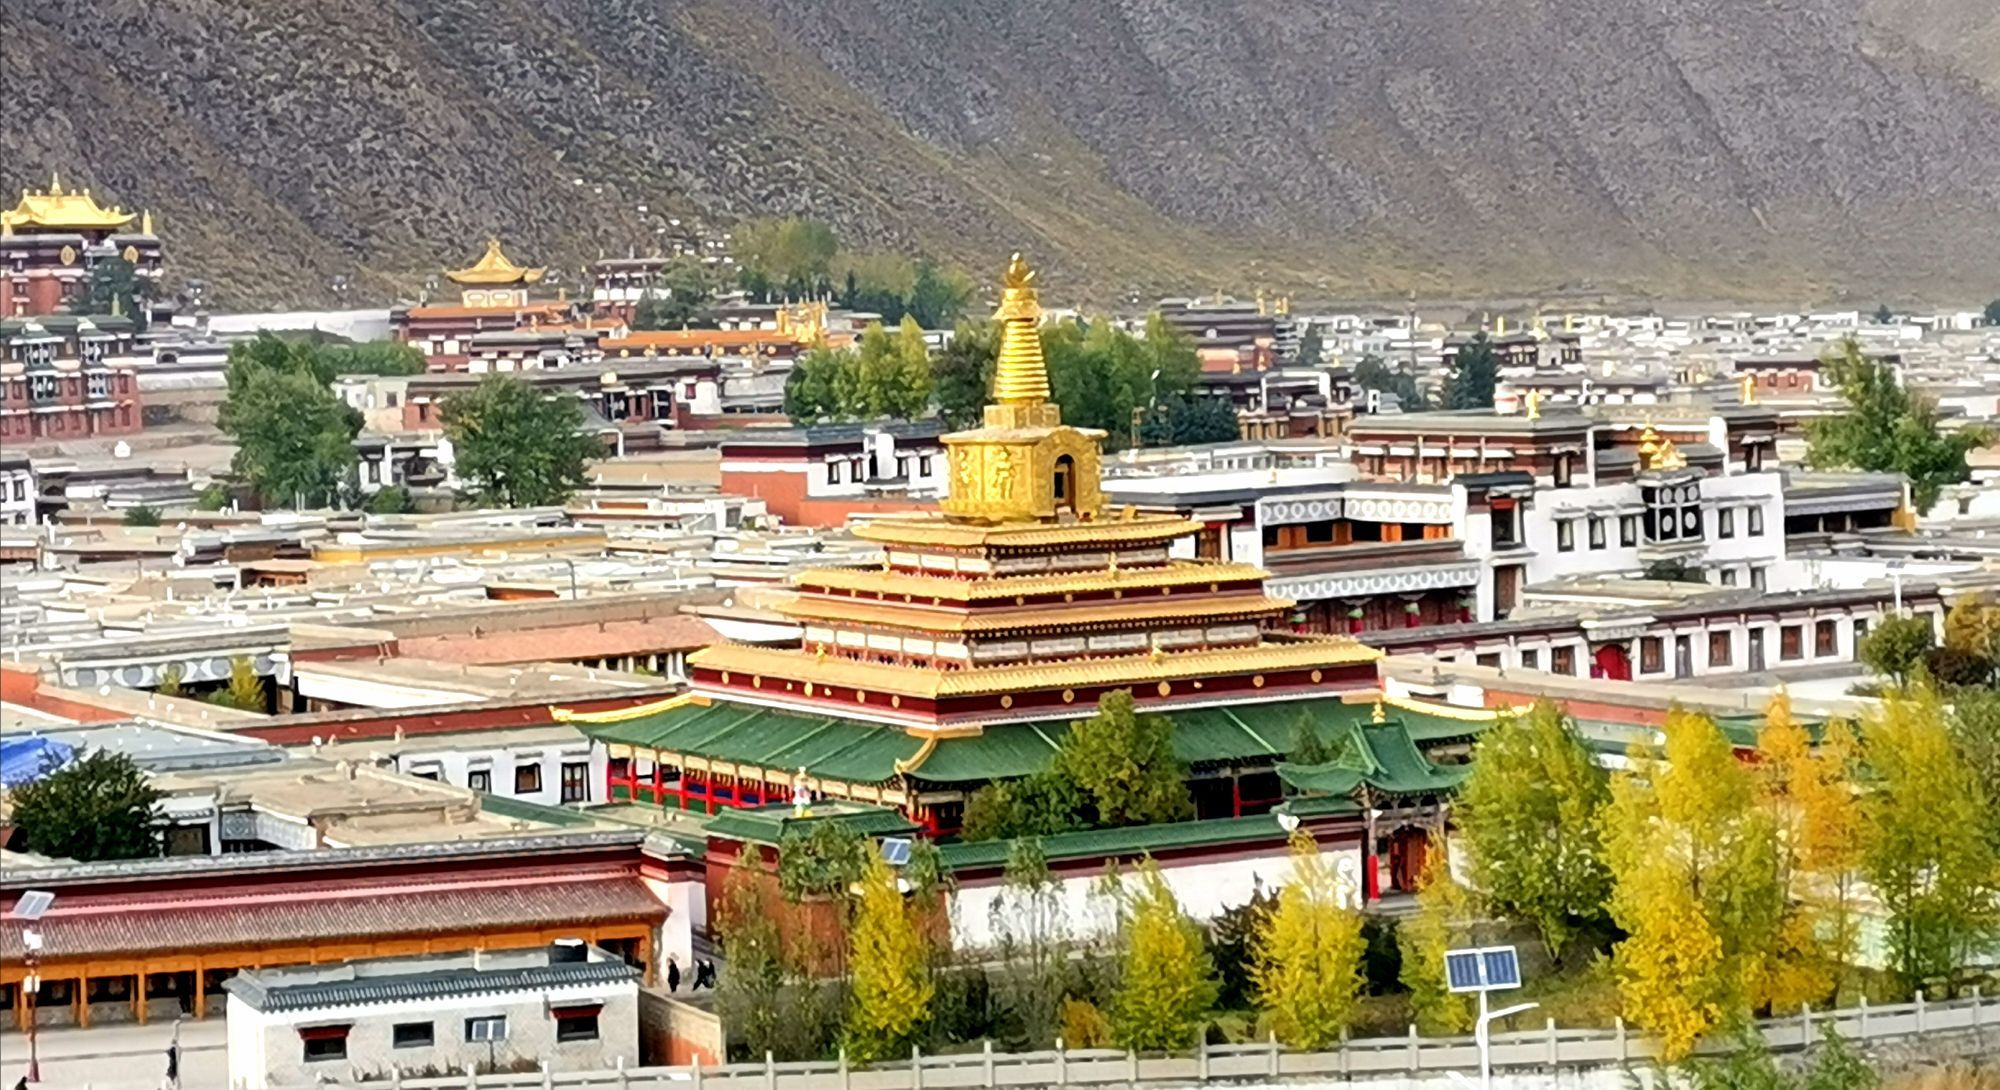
xmin=5 ymin=0 xmax=1997 ymax=308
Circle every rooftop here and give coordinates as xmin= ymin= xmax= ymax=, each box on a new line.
xmin=226 ymin=942 xmax=637 ymax=1012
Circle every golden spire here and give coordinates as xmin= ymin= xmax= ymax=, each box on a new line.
xmin=1636 ymin=421 xmax=1687 ymax=472
xmin=1740 ymin=373 xmax=1757 ymax=406
xmin=990 ymin=252 xmax=1050 ymax=405
xmin=1525 ymin=389 xmax=1542 ymax=420
xmin=1371 ymin=698 xmax=1387 ymax=724
xmin=141 ymin=209 xmax=154 ymax=236
xmin=49 ymin=172 xmax=61 ymax=196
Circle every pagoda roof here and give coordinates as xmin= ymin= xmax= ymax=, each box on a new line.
xmin=690 ymin=636 xmax=1378 ymax=701
xmin=445 ymin=238 xmax=546 ymax=286
xmin=569 ymin=691 xmax=1491 ymax=788
xmin=796 ymin=559 xmax=1270 ymax=601
xmin=778 ymin=592 xmax=1293 ymax=635
xmin=1275 ymin=719 xmax=1475 ymax=798
xmin=852 ymin=512 xmax=1200 ymax=550
xmin=1 ymin=176 xmax=137 ymax=233
xmin=703 ymin=801 xmax=919 ymax=846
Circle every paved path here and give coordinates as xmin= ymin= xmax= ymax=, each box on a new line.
xmin=0 ymin=1019 xmax=226 ymax=1090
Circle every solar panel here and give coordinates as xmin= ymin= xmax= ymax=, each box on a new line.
xmin=1482 ymin=947 xmax=1522 ymax=989
xmin=1444 ymin=945 xmax=1523 ymax=993
xmin=1444 ymin=951 xmax=1485 ymax=992
xmin=12 ymin=890 xmax=54 ymax=922
xmin=880 ymin=838 xmax=913 ymax=867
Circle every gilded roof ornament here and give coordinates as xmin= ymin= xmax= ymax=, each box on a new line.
xmin=990 ymin=252 xmax=1051 ymax=405
xmin=1636 ymin=421 xmax=1687 ymax=472
xmin=1 ymin=176 xmax=138 ymax=233
xmin=445 ymin=238 xmax=546 ymax=286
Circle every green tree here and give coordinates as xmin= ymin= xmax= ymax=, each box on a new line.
xmin=845 ymin=849 xmax=934 ymax=1062
xmin=1872 ymin=303 xmax=1894 ymax=325
xmin=85 ymin=256 xmax=154 ymax=330
xmin=1857 ymin=613 xmax=1936 ymax=687
xmin=1292 ymin=325 xmax=1324 ymax=366
xmin=1056 ymin=690 xmax=1194 ymax=828
xmin=852 ymin=323 xmax=901 ymax=419
xmin=890 ymin=316 xmax=934 ymax=420
xmin=439 ymin=375 xmax=603 ymax=507
xmin=736 ymin=217 xmax=839 ymax=299
xmin=784 ymin=346 xmax=851 ymax=425
xmin=1138 ymin=395 xmax=1239 ymax=446
xmin=1109 ymin=861 xmax=1217 ymax=1051
xmin=906 ymin=260 xmax=972 ymax=329
xmin=1207 ymin=888 xmax=1278 ymax=1010
xmin=932 ymin=321 xmax=996 ymax=429
xmin=1806 ymin=338 xmax=1989 ymax=511
xmin=122 ymin=505 xmax=162 ymax=527
xmin=196 ymin=483 xmax=232 ymax=511
xmin=220 ymin=367 xmax=359 ymax=508
xmin=1044 ymin=315 xmax=1200 ymax=447
xmin=155 ymin=664 xmax=185 ymax=699
xmin=11 ymin=750 xmax=164 ymax=861
xmin=988 ymin=838 xmax=1070 ymax=1046
xmin=1289 ymin=711 xmax=1333 ymax=765
xmin=960 ymin=772 xmax=1087 ymax=842
xmin=1251 ymin=831 xmax=1366 ymax=1049
xmin=207 ymin=656 xmax=268 ymax=713
xmin=631 ymin=255 xmax=719 ymax=329
xmin=1986 ymin=299 xmax=2000 ymax=327
xmin=366 ymin=485 xmax=415 ymax=515
xmin=715 ymin=868 xmax=792 ymax=1060
xmin=1862 ymin=682 xmax=1999 ymax=996
xmin=224 ymin=333 xmax=420 ymax=388
xmin=777 ymin=819 xmax=871 ymax=905
xmin=1352 ymin=354 xmax=1429 ymax=411
xmin=1443 ymin=334 xmax=1498 ymax=410
xmin=1456 ymin=700 xmax=1612 ymax=963
xmin=1946 ymin=687 xmax=2000 ymax=849
xmin=1606 ymin=709 xmax=1785 ymax=1058
xmin=1398 ymin=835 xmax=1475 ymax=1033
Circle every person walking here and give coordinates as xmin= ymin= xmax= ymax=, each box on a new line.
xmin=666 ymin=956 xmax=682 ymax=993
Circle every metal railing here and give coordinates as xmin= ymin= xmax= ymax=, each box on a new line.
xmin=360 ymin=989 xmax=1994 ymax=1090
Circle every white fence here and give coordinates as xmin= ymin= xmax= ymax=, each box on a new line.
xmin=358 ymin=991 xmax=1994 ymax=1090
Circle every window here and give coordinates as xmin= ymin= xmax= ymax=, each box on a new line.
xmin=1720 ymin=568 xmax=1738 ymax=587
xmin=514 ymin=763 xmax=543 ymax=794
xmin=1588 ymin=517 xmax=1605 ymax=549
xmin=1815 ymin=620 xmax=1837 ymax=657
xmin=1709 ymin=631 xmax=1733 ymax=668
xmin=467 ymin=768 xmax=492 ymax=793
xmin=1553 ymin=453 xmax=1573 ymax=488
xmin=1718 ymin=509 xmax=1735 ymax=539
xmin=1557 ymin=519 xmax=1575 ymax=552
xmin=1640 ymin=637 xmax=1664 ymax=674
xmin=409 ymin=766 xmax=440 ymax=781
xmin=393 ymin=1022 xmax=435 ymax=1049
xmin=1551 ymin=646 xmax=1576 ymax=676
xmin=1780 ymin=624 xmax=1803 ymax=661
xmin=29 ymin=374 xmax=57 ymax=403
xmin=827 ymin=462 xmax=842 ymax=485
xmin=919 ymin=455 xmax=933 ymax=477
xmin=1750 ymin=567 xmax=1766 ymax=591
xmin=465 ymin=1016 xmax=508 ymax=1043
xmin=300 ymin=1025 xmax=351 ymax=1062
xmin=87 ymin=373 xmax=109 ymax=399
xmin=1853 ymin=618 xmax=1869 ymax=648
xmin=1748 ymin=507 xmax=1765 ymax=536
xmin=1476 ymin=652 xmax=1501 ymax=669
xmin=560 ymin=761 xmax=589 ymax=803
xmin=1520 ymin=648 xmax=1539 ymax=671
xmin=554 ymin=1004 xmax=602 ymax=1043
xmin=1620 ymin=516 xmax=1637 ymax=548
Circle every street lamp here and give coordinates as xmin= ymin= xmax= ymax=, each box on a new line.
xmin=14 ymin=888 xmax=56 ymax=1083
xmin=1444 ymin=944 xmax=1537 ymax=1090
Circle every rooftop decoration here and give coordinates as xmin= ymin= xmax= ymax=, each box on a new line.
xmin=445 ymin=238 xmax=546 ymax=286
xmin=1 ymin=174 xmax=139 ymax=233
xmin=1636 ymin=421 xmax=1688 ymax=472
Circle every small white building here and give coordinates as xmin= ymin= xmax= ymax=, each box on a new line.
xmin=224 ymin=943 xmax=640 ymax=1089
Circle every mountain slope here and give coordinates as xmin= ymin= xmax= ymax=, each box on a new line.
xmin=4 ymin=0 xmax=1996 ymax=307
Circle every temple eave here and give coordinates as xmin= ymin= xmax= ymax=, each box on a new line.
xmin=778 ymin=593 xmax=1299 ymax=633
xmin=797 ymin=560 xmax=1276 ymax=600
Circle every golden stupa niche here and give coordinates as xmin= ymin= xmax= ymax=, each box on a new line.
xmin=938 ymin=253 xmax=1107 ymax=524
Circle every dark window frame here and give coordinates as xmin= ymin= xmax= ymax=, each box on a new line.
xmin=393 ymin=1022 xmax=435 ymax=1049
xmin=514 ymin=763 xmax=543 ymax=794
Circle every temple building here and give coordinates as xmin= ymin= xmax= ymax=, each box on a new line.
xmin=1 ymin=176 xmax=163 ymax=317
xmin=564 ymin=256 xmax=1479 ymax=841
xmin=390 ymin=240 xmax=572 ymax=369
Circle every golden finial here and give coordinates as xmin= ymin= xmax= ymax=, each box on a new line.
xmin=141 ymin=209 xmax=154 ymax=235
xmin=1495 ymin=314 xmax=1507 ymax=335
xmin=1525 ymin=389 xmax=1542 ymax=420
xmin=1636 ymin=421 xmax=1687 ymax=472
xmin=49 ymin=172 xmax=61 ymax=196
xmin=1256 ymin=290 xmax=1268 ymax=317
xmin=990 ymin=252 xmax=1051 ymax=405
xmin=1740 ymin=374 xmax=1757 ymax=405
xmin=1371 ymin=698 xmax=1387 ymax=724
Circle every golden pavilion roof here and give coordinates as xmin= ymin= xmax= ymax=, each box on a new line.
xmin=445 ymin=238 xmax=546 ymax=286
xmin=796 ymin=560 xmax=1272 ymax=602
xmin=1636 ymin=422 xmax=1688 ymax=472
xmin=692 ymin=636 xmax=1379 ymax=700
xmin=780 ymin=593 xmax=1296 ymax=635
xmin=851 ymin=511 xmax=1200 ymax=550
xmin=1 ymin=175 xmax=137 ymax=233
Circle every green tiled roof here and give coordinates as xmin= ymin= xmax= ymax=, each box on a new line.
xmin=476 ymin=793 xmax=601 ymax=827
xmin=591 ymin=701 xmax=922 ymax=785
xmin=1276 ymin=722 xmax=1472 ymax=798
xmin=938 ymin=814 xmax=1286 ymax=870
xmin=703 ymin=802 xmax=918 ymax=846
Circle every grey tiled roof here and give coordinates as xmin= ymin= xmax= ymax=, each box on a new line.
xmin=227 ymin=957 xmax=638 ymax=1012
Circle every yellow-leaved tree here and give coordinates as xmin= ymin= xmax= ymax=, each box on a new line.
xmin=1109 ymin=859 xmax=1218 ymax=1051
xmin=1251 ymin=830 xmax=1367 ymax=1048
xmin=1397 ymin=832 xmax=1476 ymax=1034
xmin=1605 ymin=708 xmax=1783 ymax=1059
xmin=844 ymin=849 xmax=934 ymax=1062
xmin=1755 ymin=692 xmax=1864 ymax=1008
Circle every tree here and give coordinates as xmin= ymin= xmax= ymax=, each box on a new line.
xmin=11 ymin=750 xmax=164 ymax=861
xmin=890 ymin=316 xmax=934 ymax=420
xmin=1755 ymin=694 xmax=1861 ymax=1007
xmin=1251 ymin=831 xmax=1366 ymax=1049
xmin=85 ymin=256 xmax=154 ymax=330
xmin=207 ymin=655 xmax=268 ymax=713
xmin=1946 ymin=687 xmax=2000 ymax=849
xmin=1456 ymin=700 xmax=1612 ymax=963
xmin=777 ymin=819 xmax=870 ymax=906
xmin=845 ymin=849 xmax=934 ymax=1062
xmin=1941 ymin=593 xmax=2000 ymax=685
xmin=1292 ymin=325 xmax=1325 ymax=367
xmin=1398 ymin=835 xmax=1475 ymax=1033
xmin=715 ymin=868 xmax=793 ymax=1060
xmin=1043 ymin=314 xmax=1201 ymax=447
xmin=906 ymin=260 xmax=972 ymax=330
xmin=1207 ymin=887 xmax=1278 ymax=1010
xmin=1443 ymin=333 xmax=1498 ymax=410
xmin=156 ymin=664 xmax=185 ymax=699
xmin=122 ymin=505 xmax=162 ymax=527
xmin=439 ymin=375 xmax=603 ymax=507
xmin=1352 ymin=354 xmax=1428 ymax=411
xmin=1857 ymin=613 xmax=1935 ymax=687
xmin=1138 ymin=395 xmax=1239 ymax=447
xmin=989 ymin=838 xmax=1070 ymax=1047
xmin=1861 ymin=682 xmax=1998 ymax=996
xmin=961 ymin=772 xmax=1087 ymax=842
xmin=784 ymin=346 xmax=850 ymax=425
xmin=366 ymin=485 xmax=415 ymax=515
xmin=631 ymin=256 xmax=718 ymax=329
xmin=736 ymin=217 xmax=839 ymax=299
xmin=1109 ymin=861 xmax=1217 ymax=1051
xmin=842 ymin=319 xmax=933 ymax=421
xmin=1806 ymin=338 xmax=1989 ymax=511
xmin=1986 ymin=299 xmax=2000 ymax=327
xmin=1289 ymin=711 xmax=1333 ymax=765
xmin=196 ymin=483 xmax=232 ymax=511
xmin=932 ymin=321 xmax=996 ymax=429
xmin=1606 ymin=709 xmax=1785 ymax=1058
xmin=220 ymin=367 xmax=360 ymax=508
xmin=1872 ymin=303 xmax=1894 ymax=325
xmin=224 ymin=333 xmax=421 ymax=388
xmin=1056 ymin=690 xmax=1194 ymax=828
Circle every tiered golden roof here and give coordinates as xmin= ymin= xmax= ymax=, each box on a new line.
xmin=445 ymin=238 xmax=546 ymax=285
xmin=1 ymin=174 xmax=138 ymax=233
xmin=1636 ymin=422 xmax=1688 ymax=472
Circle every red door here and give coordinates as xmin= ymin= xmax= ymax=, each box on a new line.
xmin=1593 ymin=643 xmax=1632 ymax=681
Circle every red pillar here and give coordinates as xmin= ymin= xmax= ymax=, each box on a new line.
xmin=652 ymin=762 xmax=665 ymax=807
xmin=1230 ymin=775 xmax=1243 ymax=818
